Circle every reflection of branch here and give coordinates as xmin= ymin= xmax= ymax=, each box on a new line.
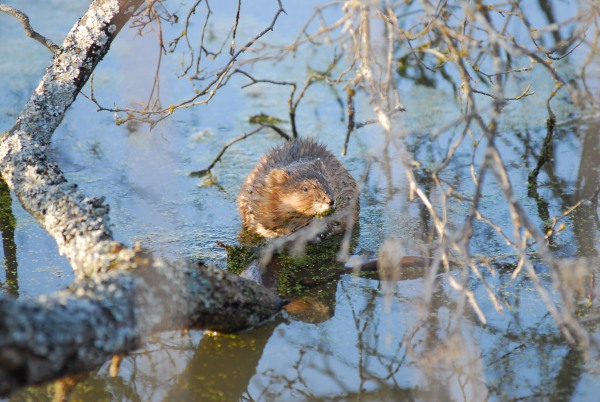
xmin=342 ymin=103 xmax=406 ymax=156
xmin=259 ymin=123 xmax=292 ymax=141
xmin=0 ymin=178 xmax=18 ymax=297
xmin=234 ymin=56 xmax=345 ymax=144
xmin=166 ymin=321 xmax=277 ymax=401
xmin=0 ymin=4 xmax=59 ymax=53
xmin=528 ymin=113 xmax=555 ymax=193
xmin=545 ymin=183 xmax=600 ymax=240
xmin=342 ymin=88 xmax=355 ymax=156
xmin=234 ymin=69 xmax=300 ymax=137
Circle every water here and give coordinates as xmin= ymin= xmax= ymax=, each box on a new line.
xmin=1 ymin=0 xmax=599 ymax=400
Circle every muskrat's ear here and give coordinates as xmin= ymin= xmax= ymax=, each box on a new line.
xmin=266 ymin=168 xmax=289 ymax=185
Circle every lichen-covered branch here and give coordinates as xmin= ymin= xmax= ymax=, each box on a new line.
xmin=0 ymin=0 xmax=283 ymax=395
xmin=0 ymin=0 xmax=144 ymax=277
xmin=0 ymin=251 xmax=282 ymax=396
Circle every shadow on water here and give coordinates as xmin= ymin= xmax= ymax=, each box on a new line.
xmin=572 ymin=120 xmax=600 ymax=257
xmin=526 ymin=110 xmax=600 ymax=269
xmin=167 ymin=322 xmax=279 ymax=401
xmin=0 ymin=178 xmax=18 ymax=297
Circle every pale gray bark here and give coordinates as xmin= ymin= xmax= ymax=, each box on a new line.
xmin=0 ymin=0 xmax=282 ymax=396
xmin=0 ymin=0 xmax=144 ymax=277
xmin=0 ymin=252 xmax=282 ymax=396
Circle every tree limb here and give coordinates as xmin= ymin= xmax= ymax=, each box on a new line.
xmin=0 ymin=0 xmax=145 ymax=277
xmin=0 ymin=252 xmax=282 ymax=396
xmin=0 ymin=0 xmax=283 ymax=395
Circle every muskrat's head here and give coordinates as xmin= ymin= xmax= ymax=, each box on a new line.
xmin=265 ymin=161 xmax=335 ymax=218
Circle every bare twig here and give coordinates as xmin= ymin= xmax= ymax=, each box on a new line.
xmin=90 ymin=1 xmax=287 ymax=126
xmin=0 ymin=4 xmax=60 ymax=53
xmin=189 ymin=123 xmax=291 ymax=178
xmin=230 ymin=0 xmax=242 ymax=55
xmin=190 ymin=126 xmax=266 ymax=177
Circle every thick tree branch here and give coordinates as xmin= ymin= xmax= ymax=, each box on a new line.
xmin=0 ymin=0 xmax=283 ymax=395
xmin=0 ymin=0 xmax=145 ymax=277
xmin=0 ymin=252 xmax=282 ymax=396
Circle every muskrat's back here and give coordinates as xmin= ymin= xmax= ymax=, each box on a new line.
xmin=238 ymin=138 xmax=358 ymax=238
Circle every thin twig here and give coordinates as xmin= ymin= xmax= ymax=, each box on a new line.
xmin=0 ymin=4 xmax=60 ymax=53
xmin=230 ymin=0 xmax=241 ymax=55
xmin=189 ymin=126 xmax=266 ymax=177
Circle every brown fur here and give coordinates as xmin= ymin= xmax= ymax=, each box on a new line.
xmin=238 ymin=138 xmax=358 ymax=238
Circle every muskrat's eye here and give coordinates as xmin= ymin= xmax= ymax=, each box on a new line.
xmin=303 ymin=186 xmax=309 ymax=192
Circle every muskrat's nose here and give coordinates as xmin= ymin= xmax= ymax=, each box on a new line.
xmin=328 ymin=198 xmax=335 ymax=207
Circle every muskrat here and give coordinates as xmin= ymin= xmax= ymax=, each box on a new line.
xmin=238 ymin=138 xmax=358 ymax=238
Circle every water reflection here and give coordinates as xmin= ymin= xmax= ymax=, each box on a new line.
xmin=168 ymin=323 xmax=278 ymax=401
xmin=0 ymin=178 xmax=18 ymax=297
xmin=7 ymin=251 xmax=600 ymax=401
xmin=2 ymin=0 xmax=600 ymax=400
xmin=573 ymin=119 xmax=600 ymax=258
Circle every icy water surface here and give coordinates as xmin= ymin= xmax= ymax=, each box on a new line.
xmin=1 ymin=1 xmax=599 ymax=400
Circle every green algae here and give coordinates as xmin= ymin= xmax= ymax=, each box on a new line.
xmin=226 ymin=227 xmax=359 ymax=304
